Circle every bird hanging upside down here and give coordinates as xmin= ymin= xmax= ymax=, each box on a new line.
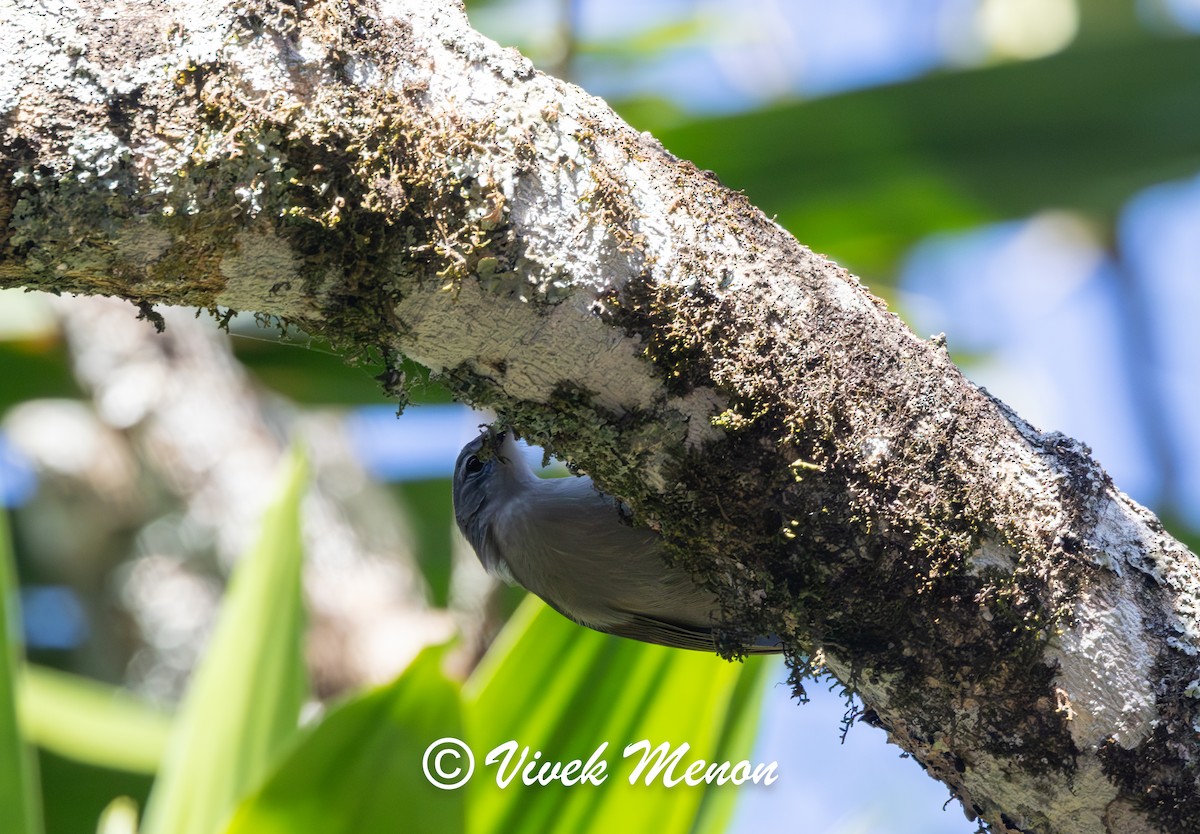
xmin=453 ymin=429 xmax=781 ymax=654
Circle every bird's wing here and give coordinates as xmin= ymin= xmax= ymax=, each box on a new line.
xmin=496 ymin=483 xmax=717 ymax=629
xmin=608 ymin=613 xmax=783 ymax=654
xmin=495 ymin=477 xmax=784 ymax=654
xmin=605 ymin=612 xmax=719 ymax=652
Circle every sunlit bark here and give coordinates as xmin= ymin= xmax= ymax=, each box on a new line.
xmin=3 ymin=1 xmax=1198 ymax=831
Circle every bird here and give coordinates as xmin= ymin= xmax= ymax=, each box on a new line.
xmin=453 ymin=429 xmax=781 ymax=654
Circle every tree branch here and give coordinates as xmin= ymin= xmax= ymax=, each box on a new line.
xmin=3 ymin=1 xmax=1198 ymax=831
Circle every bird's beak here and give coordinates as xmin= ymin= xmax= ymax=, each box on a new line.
xmin=488 ymin=428 xmax=509 ymax=462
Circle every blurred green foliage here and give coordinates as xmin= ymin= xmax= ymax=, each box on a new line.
xmin=19 ymin=665 xmax=171 ymax=774
xmin=463 ymin=601 xmax=770 ymax=834
xmin=0 ymin=441 xmax=770 ymax=834
xmin=0 ymin=509 xmax=42 ymax=834
xmin=2 ymin=5 xmax=1198 ymax=833
xmin=221 ymin=600 xmax=768 ymax=834
xmin=0 ymin=341 xmax=81 ymax=413
xmin=645 ymin=35 xmax=1200 ymax=281
xmin=40 ymin=754 xmax=150 ymax=834
xmin=140 ymin=449 xmax=309 ymax=834
xmin=395 ymin=480 xmax=458 ymax=607
xmin=223 ymin=647 xmax=466 ymax=834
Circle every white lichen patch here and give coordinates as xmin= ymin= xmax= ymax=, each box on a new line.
xmin=859 ymin=435 xmax=890 ymax=468
xmin=966 ymin=540 xmax=1018 ymax=576
xmin=1093 ymin=493 xmax=1200 ymax=651
xmin=393 ymin=279 xmax=661 ymax=416
xmin=1 ymin=0 xmax=89 ymax=112
xmin=174 ymin=0 xmax=241 ymax=65
xmin=1047 ymin=580 xmax=1157 ymax=750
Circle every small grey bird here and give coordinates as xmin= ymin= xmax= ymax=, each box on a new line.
xmin=453 ymin=430 xmax=781 ymax=653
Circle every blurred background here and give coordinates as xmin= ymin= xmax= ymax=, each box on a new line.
xmin=2 ymin=1 xmax=1198 ymax=832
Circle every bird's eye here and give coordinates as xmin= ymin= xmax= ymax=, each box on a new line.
xmin=465 ymin=455 xmax=484 ymax=475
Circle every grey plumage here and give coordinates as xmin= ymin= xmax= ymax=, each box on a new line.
xmin=453 ymin=430 xmax=781 ymax=654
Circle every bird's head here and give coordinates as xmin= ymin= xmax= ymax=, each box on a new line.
xmin=452 ymin=428 xmax=530 ymax=548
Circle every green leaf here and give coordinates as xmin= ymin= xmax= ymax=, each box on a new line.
xmin=140 ymin=448 xmax=310 ymax=834
xmin=0 ymin=509 xmax=43 ymax=834
xmin=464 ymin=598 xmax=773 ymax=834
xmin=648 ymin=35 xmax=1200 ymax=279
xmin=17 ymin=664 xmax=172 ymax=775
xmin=222 ymin=645 xmax=465 ymax=834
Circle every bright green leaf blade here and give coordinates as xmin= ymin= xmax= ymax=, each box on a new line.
xmin=222 ymin=645 xmax=465 ymax=834
xmin=17 ymin=664 xmax=172 ymax=774
xmin=140 ymin=449 xmax=310 ymax=834
xmin=690 ymin=650 xmax=777 ymax=834
xmin=464 ymin=598 xmax=773 ymax=834
xmin=0 ymin=509 xmax=43 ymax=834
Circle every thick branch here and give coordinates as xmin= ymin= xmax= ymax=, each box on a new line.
xmin=2 ymin=1 xmax=1199 ymax=831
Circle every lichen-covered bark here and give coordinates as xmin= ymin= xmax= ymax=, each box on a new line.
xmin=2 ymin=1 xmax=1198 ymax=831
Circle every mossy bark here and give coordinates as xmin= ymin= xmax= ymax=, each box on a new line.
xmin=2 ymin=1 xmax=1198 ymax=831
